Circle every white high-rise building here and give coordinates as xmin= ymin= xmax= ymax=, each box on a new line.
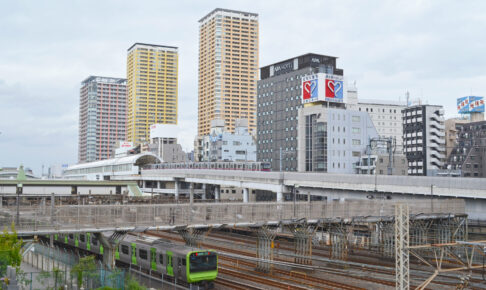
xmin=347 ymin=84 xmax=406 ymax=152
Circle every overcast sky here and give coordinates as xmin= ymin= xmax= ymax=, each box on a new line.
xmin=1 ymin=0 xmax=486 ymax=175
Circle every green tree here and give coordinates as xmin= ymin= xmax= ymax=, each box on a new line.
xmin=125 ymin=275 xmax=147 ymax=290
xmin=71 ymin=255 xmax=98 ymax=288
xmin=0 ymin=223 xmax=22 ymax=276
xmin=35 ymin=267 xmax=64 ymax=290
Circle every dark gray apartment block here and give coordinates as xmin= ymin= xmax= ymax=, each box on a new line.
xmin=257 ymin=53 xmax=343 ymax=171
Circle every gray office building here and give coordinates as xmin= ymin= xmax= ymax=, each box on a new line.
xmin=257 ymin=53 xmax=343 ymax=171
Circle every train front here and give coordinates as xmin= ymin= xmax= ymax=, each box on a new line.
xmin=186 ymin=250 xmax=218 ymax=284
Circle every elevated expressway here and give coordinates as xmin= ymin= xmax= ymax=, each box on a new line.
xmin=118 ymin=169 xmax=486 ymax=219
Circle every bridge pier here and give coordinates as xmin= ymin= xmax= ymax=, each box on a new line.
xmin=286 ymin=221 xmax=318 ymax=265
xmin=329 ymin=223 xmax=349 ymax=260
xmin=379 ymin=221 xmax=395 ymax=258
xmin=96 ymin=231 xmax=127 ymax=269
xmin=215 ymin=186 xmax=220 ymax=201
xmin=243 ymin=188 xmax=249 ymax=203
xmin=189 ymin=183 xmax=194 ymax=205
xmin=276 ymin=190 xmax=283 ymax=203
xmin=255 ymin=226 xmax=277 ymax=272
xmin=178 ymin=228 xmax=208 ymax=247
xmin=174 ymin=180 xmax=180 ymax=202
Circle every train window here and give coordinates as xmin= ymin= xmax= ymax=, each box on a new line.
xmin=159 ymin=254 xmax=164 ymax=264
xmin=92 ymin=237 xmax=98 ymax=246
xmin=189 ymin=252 xmax=217 ymax=273
xmin=80 ymin=235 xmax=85 ymax=242
xmin=68 ymin=234 xmax=74 ymax=239
xmin=121 ymin=245 xmax=129 ymax=255
xmin=139 ymin=249 xmax=148 ymax=260
xmin=182 ymin=258 xmax=186 ymax=266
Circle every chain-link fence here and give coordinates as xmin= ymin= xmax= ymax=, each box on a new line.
xmin=0 ymin=199 xmax=466 ymax=235
xmin=3 ymin=268 xmax=125 ymax=290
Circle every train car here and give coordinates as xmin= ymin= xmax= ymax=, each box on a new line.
xmin=146 ymin=161 xmax=272 ymax=172
xmin=56 ymin=233 xmax=104 ymax=255
xmin=117 ymin=234 xmax=217 ymax=286
xmin=53 ymin=232 xmax=217 ymax=287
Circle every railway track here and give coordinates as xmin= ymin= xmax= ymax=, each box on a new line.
xmin=206 ymin=230 xmax=486 ymax=288
xmin=148 ymin=231 xmax=386 ymax=289
xmin=146 ymin=230 xmax=486 ymax=289
xmin=215 ymin=276 xmax=264 ymax=290
xmin=219 ymin=267 xmax=310 ymax=290
xmin=221 ymin=257 xmax=365 ymax=290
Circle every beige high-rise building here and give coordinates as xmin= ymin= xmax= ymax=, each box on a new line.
xmin=197 ymin=8 xmax=259 ymax=136
xmin=445 ymin=117 xmax=469 ymax=159
xmin=126 ymin=43 xmax=178 ymax=144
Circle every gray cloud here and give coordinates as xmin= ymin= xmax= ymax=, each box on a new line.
xmin=1 ymin=0 xmax=486 ymax=175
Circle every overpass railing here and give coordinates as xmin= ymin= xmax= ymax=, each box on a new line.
xmin=0 ymin=199 xmax=465 ymax=235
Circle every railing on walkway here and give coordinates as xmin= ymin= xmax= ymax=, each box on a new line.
xmin=0 ymin=199 xmax=466 ymax=235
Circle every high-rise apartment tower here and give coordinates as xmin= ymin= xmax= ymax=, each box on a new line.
xmin=197 ymin=8 xmax=259 ymax=135
xmin=126 ymin=43 xmax=178 ymax=144
xmin=78 ymin=76 xmax=127 ymax=163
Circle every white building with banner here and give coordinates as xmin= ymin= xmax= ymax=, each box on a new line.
xmin=297 ymin=73 xmax=378 ymax=173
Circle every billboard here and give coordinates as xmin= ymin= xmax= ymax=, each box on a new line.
xmin=457 ymin=96 xmax=485 ymax=114
xmin=302 ymin=73 xmax=343 ymax=104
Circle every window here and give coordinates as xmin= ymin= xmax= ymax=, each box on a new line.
xmin=352 ymin=127 xmax=361 ymax=134
xmin=139 ymin=249 xmax=148 ymax=260
xmin=352 ymin=116 xmax=360 ymax=122
xmin=352 ymin=151 xmax=360 ymax=157
xmin=80 ymin=234 xmax=85 ymax=243
xmin=121 ymin=245 xmax=129 ymax=255
xmin=159 ymin=254 xmax=164 ymax=264
xmin=352 ymin=139 xmax=361 ymax=145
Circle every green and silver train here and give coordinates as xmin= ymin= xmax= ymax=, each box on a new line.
xmin=53 ymin=232 xmax=218 ymax=287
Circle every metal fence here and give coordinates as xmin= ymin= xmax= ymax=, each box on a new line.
xmin=5 ymin=268 xmax=125 ymax=290
xmin=0 ymin=199 xmax=466 ymax=235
